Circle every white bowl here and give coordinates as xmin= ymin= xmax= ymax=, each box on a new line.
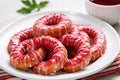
xmin=85 ymin=0 xmax=120 ymax=25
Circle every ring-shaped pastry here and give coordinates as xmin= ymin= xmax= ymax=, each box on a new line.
xmin=78 ymin=24 xmax=107 ymax=61
xmin=33 ymin=13 xmax=72 ymax=38
xmin=29 ymin=36 xmax=68 ymax=75
xmin=10 ymin=38 xmax=46 ymax=69
xmin=60 ymin=33 xmax=91 ymax=72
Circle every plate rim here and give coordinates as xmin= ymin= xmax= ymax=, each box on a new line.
xmin=0 ymin=11 xmax=120 ymax=80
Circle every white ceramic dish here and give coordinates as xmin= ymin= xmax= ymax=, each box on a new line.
xmin=85 ymin=0 xmax=120 ymax=25
xmin=0 ymin=11 xmax=120 ymax=80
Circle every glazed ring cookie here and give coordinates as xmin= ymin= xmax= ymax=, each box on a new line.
xmin=78 ymin=24 xmax=107 ymax=61
xmin=8 ymin=28 xmax=33 ymax=52
xmin=27 ymin=36 xmax=68 ymax=75
xmin=59 ymin=33 xmax=91 ymax=72
xmin=10 ymin=38 xmax=46 ymax=69
xmin=33 ymin=13 xmax=72 ymax=38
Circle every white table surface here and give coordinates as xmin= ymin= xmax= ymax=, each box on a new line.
xmin=0 ymin=0 xmax=120 ymax=80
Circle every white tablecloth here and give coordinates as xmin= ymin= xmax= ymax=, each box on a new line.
xmin=0 ymin=0 xmax=120 ymax=80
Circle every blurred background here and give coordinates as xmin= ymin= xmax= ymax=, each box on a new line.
xmin=0 ymin=0 xmax=86 ymax=28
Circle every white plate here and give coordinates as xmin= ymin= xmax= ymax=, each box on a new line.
xmin=0 ymin=11 xmax=120 ymax=80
